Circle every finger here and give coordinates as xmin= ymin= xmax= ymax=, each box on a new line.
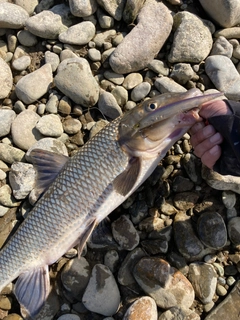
xmin=190 ymin=125 xmax=217 ymax=147
xmin=192 ymin=132 xmax=223 ymax=158
xmin=200 ymin=145 xmax=222 ymax=169
xmin=199 ymin=100 xmax=231 ymax=119
xmin=189 ymin=121 xmax=205 ymax=135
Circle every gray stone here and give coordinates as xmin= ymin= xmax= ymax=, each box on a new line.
xmin=36 ymin=114 xmax=63 ymax=137
xmin=159 ymin=307 xmax=200 ymax=320
xmin=44 ymin=51 xmax=60 ymax=72
xmin=205 ymin=55 xmax=240 ymax=100
xmin=59 ymin=21 xmax=96 ymax=45
xmin=15 ymin=64 xmax=53 ymax=104
xmin=134 ymin=257 xmax=195 ymax=309
xmin=228 ymin=217 xmax=240 ymax=245
xmin=111 ymin=85 xmax=128 ymax=106
xmin=82 ymin=264 xmax=121 ymax=316
xmin=26 ymin=138 xmax=68 ymax=159
xmin=0 ymin=109 xmax=16 ymax=138
xmin=168 ymin=11 xmax=213 ymax=63
xmin=123 ymin=296 xmax=158 ymax=320
xmin=45 ymin=94 xmax=59 ymax=114
xmin=13 ymin=0 xmax=38 ymax=15
xmin=9 ymin=162 xmax=36 ymax=199
xmin=0 ymin=58 xmax=13 ymax=99
xmin=109 ymin=0 xmax=173 ymax=73
xmin=122 ymin=73 xmax=143 ymax=90
xmin=104 ymin=250 xmax=119 ymax=273
xmin=11 ymin=110 xmax=43 ymax=151
xmin=170 ymin=63 xmax=195 ymax=85
xmin=199 ymin=0 xmax=240 ymax=28
xmin=57 ymin=315 xmax=80 ymax=320
xmin=154 ymin=76 xmax=187 ymax=93
xmin=104 ymin=70 xmax=124 ymax=85
xmin=54 ymin=57 xmax=99 ymax=107
xmin=188 ymin=262 xmax=217 ymax=304
xmin=123 ymin=0 xmax=145 ymax=24
xmin=25 ymin=10 xmax=68 ymax=39
xmin=69 ymin=0 xmax=97 ymax=17
xmin=88 ymin=48 xmax=101 ymax=61
xmin=147 ymin=59 xmax=169 ymax=76
xmin=222 ymin=190 xmax=236 ymax=209
xmin=97 ymin=8 xmax=114 ymax=29
xmin=0 ymin=144 xmax=25 ymax=164
xmin=214 ymin=27 xmax=240 ymax=39
xmin=130 ymin=82 xmax=151 ymax=101
xmin=98 ymin=90 xmax=122 ymax=119
xmin=210 ymin=36 xmax=233 ymax=58
xmin=96 ymin=0 xmax=126 ymax=21
xmin=12 ymin=55 xmax=31 ymax=71
xmin=63 ymin=118 xmax=82 ymax=135
xmin=111 ymin=215 xmax=140 ymax=250
xmin=93 ymin=29 xmax=116 ymax=47
xmin=0 ymin=2 xmax=29 ymax=29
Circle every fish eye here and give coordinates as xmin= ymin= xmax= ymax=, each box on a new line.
xmin=146 ymin=103 xmax=157 ymax=111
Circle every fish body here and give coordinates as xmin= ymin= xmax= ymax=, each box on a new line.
xmin=0 ymin=89 xmax=222 ymax=318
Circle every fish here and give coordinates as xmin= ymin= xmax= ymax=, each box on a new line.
xmin=0 ymin=88 xmax=222 ymax=319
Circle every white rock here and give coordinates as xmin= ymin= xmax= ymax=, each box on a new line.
xmin=15 ymin=63 xmax=53 ymax=104
xmin=44 ymin=51 xmax=60 ymax=72
xmin=54 ymin=57 xmax=99 ymax=107
xmin=13 ymin=0 xmax=39 ymax=15
xmin=36 ymin=114 xmax=63 ymax=137
xmin=59 ymin=21 xmax=96 ymax=45
xmin=0 ymin=2 xmax=29 ymax=29
xmin=0 ymin=58 xmax=13 ymax=99
xmin=0 ymin=109 xmax=16 ymax=138
xmin=12 ymin=55 xmax=31 ymax=71
xmin=69 ymin=0 xmax=97 ymax=17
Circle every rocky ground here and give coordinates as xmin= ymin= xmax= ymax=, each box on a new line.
xmin=1 ymin=0 xmax=240 ymax=319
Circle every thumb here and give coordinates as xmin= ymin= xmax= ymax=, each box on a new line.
xmin=199 ymin=100 xmax=231 ymax=119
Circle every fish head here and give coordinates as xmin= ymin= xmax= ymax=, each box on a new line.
xmin=118 ymin=88 xmax=223 ymax=159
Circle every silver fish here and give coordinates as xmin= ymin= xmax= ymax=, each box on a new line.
xmin=0 ymin=88 xmax=222 ymax=318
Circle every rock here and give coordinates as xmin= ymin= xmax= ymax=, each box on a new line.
xmin=199 ymin=0 xmax=240 ymax=28
xmin=12 ymin=55 xmax=31 ymax=71
xmin=88 ymin=48 xmax=101 ymax=61
xmin=222 ymin=190 xmax=236 ymax=209
xmin=97 ymin=7 xmax=114 ymax=29
xmin=13 ymin=0 xmax=39 ymax=15
xmin=168 ymin=11 xmax=213 ymax=63
xmin=111 ymin=85 xmax=128 ymax=107
xmin=45 ymin=94 xmax=59 ymax=114
xmin=98 ymin=90 xmax=122 ymax=119
xmin=205 ymin=280 xmax=240 ymax=319
xmin=130 ymin=82 xmax=151 ymax=101
xmin=11 ymin=110 xmax=43 ymax=151
xmin=159 ymin=307 xmax=200 ymax=320
xmin=188 ymin=262 xmax=217 ymax=304
xmin=9 ymin=162 xmax=36 ymax=199
xmin=170 ymin=63 xmax=195 ymax=85
xmin=111 ymin=215 xmax=140 ymax=250
xmin=96 ymin=0 xmax=126 ymax=21
xmin=44 ymin=51 xmax=60 ymax=72
xmin=93 ymin=29 xmax=116 ymax=47
xmin=0 ymin=58 xmax=13 ymax=99
xmin=54 ymin=57 xmax=99 ymax=107
xmin=123 ymin=296 xmax=158 ymax=320
xmin=154 ymin=76 xmax=187 ymax=93
xmin=228 ymin=217 xmax=240 ymax=245
xmin=25 ymin=10 xmax=68 ymax=39
xmin=15 ymin=64 xmax=53 ymax=104
xmin=133 ymin=257 xmax=195 ymax=309
xmin=61 ymin=257 xmax=91 ymax=300
xmin=122 ymin=73 xmax=143 ymax=90
xmin=147 ymin=59 xmax=169 ymax=76
xmin=0 ymin=184 xmax=20 ymax=207
xmin=210 ymin=36 xmax=233 ymax=58
xmin=104 ymin=70 xmax=124 ymax=85
xmin=57 ymin=315 xmax=80 ymax=320
xmin=173 ymin=191 xmax=199 ymax=210
xmin=109 ymin=0 xmax=173 ymax=73
xmin=104 ymin=250 xmax=119 ymax=273
xmin=82 ymin=264 xmax=121 ymax=316
xmin=59 ymin=21 xmax=96 ymax=45
xmin=173 ymin=212 xmax=204 ymax=260
xmin=205 ymin=55 xmax=240 ymax=100
xmin=0 ymin=144 xmax=25 ymax=164
xmin=0 ymin=109 xmax=16 ymax=138
xmin=214 ymin=27 xmax=240 ymax=39
xmin=197 ymin=212 xmax=227 ymax=249
xmin=123 ymin=0 xmax=145 ymax=24
xmin=26 ymin=138 xmax=68 ymax=158
xmin=0 ymin=2 xmax=29 ymax=29
xmin=62 ymin=118 xmax=82 ymax=135
xmin=69 ymin=0 xmax=97 ymax=17
xmin=36 ymin=114 xmax=63 ymax=137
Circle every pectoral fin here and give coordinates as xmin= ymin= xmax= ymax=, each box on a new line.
xmin=14 ymin=265 xmax=50 ymax=319
xmin=77 ymin=219 xmax=97 ymax=258
xmin=29 ymin=149 xmax=69 ymax=199
xmin=113 ymin=157 xmax=141 ymax=196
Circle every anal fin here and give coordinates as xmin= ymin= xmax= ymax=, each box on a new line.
xmin=14 ymin=265 xmax=50 ymax=319
xmin=113 ymin=157 xmax=141 ymax=196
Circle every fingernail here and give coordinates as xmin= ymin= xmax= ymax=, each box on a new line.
xmin=209 ymin=145 xmax=219 ymax=155
xmin=203 ymin=125 xmax=214 ymax=137
xmin=210 ymin=132 xmax=222 ymax=143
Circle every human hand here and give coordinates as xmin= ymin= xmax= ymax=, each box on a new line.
xmin=189 ymin=100 xmax=231 ymax=169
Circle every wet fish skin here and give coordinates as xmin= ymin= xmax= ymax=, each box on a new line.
xmin=0 ymin=89 xmax=222 ymax=318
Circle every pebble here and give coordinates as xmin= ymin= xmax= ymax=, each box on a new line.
xmin=61 ymin=257 xmax=91 ymax=300
xmin=227 ymin=217 xmax=240 ymax=245
xmin=97 ymin=8 xmax=114 ymax=29
xmin=123 ymin=296 xmax=158 ymax=320
xmin=210 ymin=36 xmax=233 ymax=58
xmin=59 ymin=21 xmax=96 ymax=45
xmin=62 ymin=118 xmax=82 ymax=135
xmin=26 ymin=138 xmax=68 ymax=158
xmin=69 ymin=0 xmax=97 ymax=17
xmin=36 ymin=114 xmax=63 ymax=137
xmin=0 ymin=185 xmax=20 ymax=207
xmin=0 ymin=109 xmax=16 ymax=138
xmin=15 ymin=64 xmax=53 ymax=104
xmin=122 ymin=73 xmax=143 ymax=90
xmin=0 ymin=2 xmax=29 ymax=29
xmin=82 ymin=264 xmax=121 ymax=316
xmin=11 ymin=110 xmax=43 ymax=151
xmin=222 ymin=190 xmax=236 ymax=209
xmin=188 ymin=262 xmax=217 ymax=304
xmin=197 ymin=211 xmax=227 ymax=249
xmin=104 ymin=70 xmax=124 ymax=85
xmin=54 ymin=57 xmax=99 ymax=107
xmin=104 ymin=250 xmax=119 ymax=273
xmin=44 ymin=51 xmax=60 ymax=72
xmin=57 ymin=315 xmax=80 ymax=320
xmin=199 ymin=0 xmax=240 ymax=28
xmin=25 ymin=9 xmax=68 ymax=39
xmin=45 ymin=94 xmax=59 ymax=114
xmin=109 ymin=1 xmax=173 ymax=73
xmin=170 ymin=63 xmax=195 ymax=85
xmin=98 ymin=90 xmax=123 ymax=119
xmin=133 ymin=257 xmax=194 ymax=309
xmin=111 ymin=85 xmax=128 ymax=106
xmin=123 ymin=0 xmax=145 ymax=24
xmin=154 ymin=76 xmax=187 ymax=93
xmin=130 ymin=82 xmax=151 ymax=101
xmin=0 ymin=58 xmax=13 ymax=99
xmin=88 ymin=48 xmax=101 ymax=61
xmin=168 ymin=11 xmax=213 ymax=63
xmin=111 ymin=215 xmax=140 ymax=250
xmin=0 ymin=144 xmax=25 ymax=164
xmin=9 ymin=163 xmax=36 ymax=200
xmin=12 ymin=55 xmax=31 ymax=71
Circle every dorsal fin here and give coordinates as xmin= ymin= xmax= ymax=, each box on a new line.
xmin=29 ymin=149 xmax=69 ymax=196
